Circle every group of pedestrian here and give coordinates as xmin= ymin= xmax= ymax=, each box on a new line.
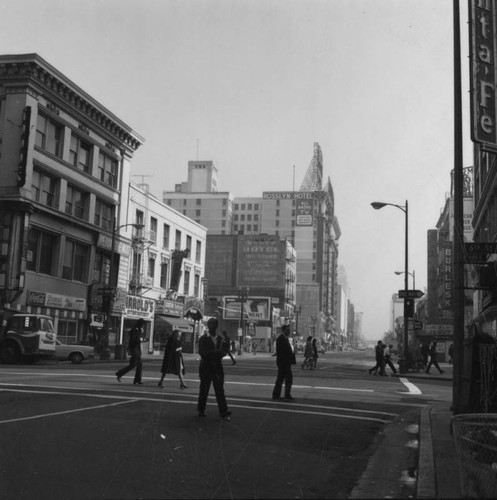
xmin=368 ymin=340 xmax=398 ymax=376
xmin=115 ymin=318 xmax=298 ymax=421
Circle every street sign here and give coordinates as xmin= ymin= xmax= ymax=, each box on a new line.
xmin=398 ymin=289 xmax=424 ymax=299
xmin=413 ymin=320 xmax=423 ymax=330
xmin=464 ymin=242 xmax=497 ymax=254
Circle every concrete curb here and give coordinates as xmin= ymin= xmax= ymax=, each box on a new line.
xmin=417 ymin=405 xmax=436 ymax=499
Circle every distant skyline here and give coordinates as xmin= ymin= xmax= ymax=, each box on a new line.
xmin=0 ymin=0 xmax=474 ymax=339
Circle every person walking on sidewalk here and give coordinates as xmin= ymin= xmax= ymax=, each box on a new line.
xmin=272 ymin=324 xmax=296 ymax=400
xmin=302 ymin=336 xmax=314 ymax=369
xmin=384 ymin=343 xmax=398 ymax=375
xmin=197 ymin=318 xmax=231 ymax=420
xmin=115 ymin=318 xmax=148 ymax=385
xmin=158 ymin=329 xmax=187 ymax=389
xmin=311 ymin=338 xmax=319 ymax=369
xmin=425 ymin=341 xmax=444 ymax=374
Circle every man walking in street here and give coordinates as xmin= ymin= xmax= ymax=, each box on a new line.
xmin=197 ymin=318 xmax=231 ymax=420
xmin=384 ymin=343 xmax=398 ymax=375
xmin=426 ymin=341 xmax=444 ymax=374
xmin=272 ymin=324 xmax=296 ymax=401
xmin=115 ymin=318 xmax=147 ymax=385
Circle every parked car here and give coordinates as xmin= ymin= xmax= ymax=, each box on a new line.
xmin=55 ymin=340 xmax=94 ymax=364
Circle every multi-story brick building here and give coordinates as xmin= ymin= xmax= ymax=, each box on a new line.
xmin=0 ymin=53 xmax=143 ymax=347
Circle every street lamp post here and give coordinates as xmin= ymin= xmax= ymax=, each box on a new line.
xmin=237 ymin=286 xmax=249 ymax=355
xmin=100 ymin=220 xmax=144 ymax=360
xmin=395 ymin=270 xmax=415 ymax=290
xmin=372 ymin=200 xmax=409 ymax=371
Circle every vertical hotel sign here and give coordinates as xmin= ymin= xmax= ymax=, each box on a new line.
xmin=469 ymin=0 xmax=497 ymax=150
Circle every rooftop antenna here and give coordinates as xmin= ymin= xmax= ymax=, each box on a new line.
xmin=131 ymin=174 xmax=154 ymax=192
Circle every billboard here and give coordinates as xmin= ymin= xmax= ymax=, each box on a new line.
xmin=222 ymin=296 xmax=271 ymax=321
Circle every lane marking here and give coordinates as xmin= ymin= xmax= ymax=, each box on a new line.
xmin=0 ymin=397 xmax=136 ymax=425
xmin=398 ymin=377 xmax=422 ymax=395
xmin=0 ymin=371 xmax=374 ymax=393
xmin=0 ymin=386 xmax=397 ymax=424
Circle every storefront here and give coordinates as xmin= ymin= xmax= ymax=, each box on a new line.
xmin=120 ymin=294 xmax=156 ymax=354
xmin=154 ymin=299 xmax=194 ymax=353
xmin=26 ymin=290 xmax=87 ymax=343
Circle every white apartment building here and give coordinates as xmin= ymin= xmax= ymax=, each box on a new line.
xmin=127 ymin=183 xmax=207 ymax=353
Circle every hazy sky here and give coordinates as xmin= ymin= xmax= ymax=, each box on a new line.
xmin=1 ymin=0 xmax=473 ymax=339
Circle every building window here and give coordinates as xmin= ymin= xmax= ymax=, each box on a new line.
xmin=196 ymin=198 xmax=202 ymax=205
xmin=254 ymin=214 xmax=259 ymax=221
xmin=234 ymin=204 xmax=239 ymax=210
xmin=69 ymin=134 xmax=92 ymax=173
xmin=222 ymin=209 xmax=226 ymax=217
xmin=183 ymin=269 xmax=190 ymax=295
xmin=27 ymin=228 xmax=57 ymax=276
xmin=36 ymin=113 xmax=63 ymax=157
xmin=247 ymin=214 xmax=252 ymax=221
xmin=248 ymin=203 xmax=252 ymax=210
xmin=276 ymin=209 xmax=280 ymax=216
xmin=276 ymin=220 xmax=279 ymax=227
xmin=234 ymin=214 xmax=238 ymax=221
xmin=196 ymin=209 xmax=201 ymax=216
xmin=247 ymin=225 xmax=252 ymax=231
xmin=254 ymin=224 xmax=258 ymax=232
xmin=92 ymin=250 xmax=111 ymax=285
xmin=97 ymin=152 xmax=118 ymax=188
xmin=62 ymin=239 xmax=88 ymax=282
xmin=57 ymin=319 xmax=78 ymax=345
xmin=160 ymin=261 xmax=168 ymax=288
xmin=150 ymin=217 xmax=158 ymax=243
xmin=65 ymin=185 xmax=88 ymax=220
xmin=32 ymin=170 xmax=57 ymax=208
xmin=94 ymin=199 xmax=113 ymax=230
xmin=241 ymin=204 xmax=246 ymax=210
xmin=254 ymin=204 xmax=259 ymax=210
xmin=163 ymin=224 xmax=170 ymax=248
xmin=175 ymin=230 xmax=181 ymax=250
xmin=234 ymin=224 xmax=238 ymax=231
xmin=241 ymin=214 xmax=245 ymax=221
xmin=194 ymin=274 xmax=200 ymax=297
xmin=148 ymin=257 xmax=155 ymax=279
xmin=186 ymin=235 xmax=192 ymax=255
xmin=196 ymin=240 xmax=202 ymax=263
xmin=221 ymin=220 xmax=226 ymax=227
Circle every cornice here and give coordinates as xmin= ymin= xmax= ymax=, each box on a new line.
xmin=0 ymin=54 xmax=144 ymax=153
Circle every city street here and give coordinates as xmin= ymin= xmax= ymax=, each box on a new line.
xmin=0 ymin=350 xmax=452 ymax=499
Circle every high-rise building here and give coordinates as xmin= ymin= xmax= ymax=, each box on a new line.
xmin=162 ymin=143 xmax=342 ymax=342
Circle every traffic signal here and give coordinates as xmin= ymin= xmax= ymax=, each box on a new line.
xmin=17 ymin=106 xmax=31 ymax=187
xmin=404 ymin=298 xmax=415 ymax=318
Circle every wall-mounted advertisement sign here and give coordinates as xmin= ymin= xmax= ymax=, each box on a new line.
xmin=124 ymin=295 xmax=155 ymax=319
xmin=27 ymin=290 xmax=86 ymax=311
xmin=469 ymin=0 xmax=497 ymax=149
xmin=222 ymin=296 xmax=271 ymax=321
xmin=262 ymin=191 xmax=315 ymax=226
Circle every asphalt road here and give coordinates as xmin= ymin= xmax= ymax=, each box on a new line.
xmin=0 ymin=350 xmax=450 ymax=499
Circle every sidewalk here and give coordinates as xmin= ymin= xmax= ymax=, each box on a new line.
xmin=407 ymin=365 xmax=463 ymax=499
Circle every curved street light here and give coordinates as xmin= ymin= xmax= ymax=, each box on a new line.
xmin=371 ymin=200 xmax=409 ymax=371
xmin=395 ymin=270 xmax=415 ymax=290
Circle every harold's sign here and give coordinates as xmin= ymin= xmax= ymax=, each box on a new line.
xmin=469 ymin=0 xmax=497 ymax=149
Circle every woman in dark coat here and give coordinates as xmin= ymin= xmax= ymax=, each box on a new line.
xmin=158 ymin=330 xmax=187 ymax=389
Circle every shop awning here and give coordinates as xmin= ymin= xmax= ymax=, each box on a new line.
xmin=155 ymin=315 xmax=193 ymax=333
